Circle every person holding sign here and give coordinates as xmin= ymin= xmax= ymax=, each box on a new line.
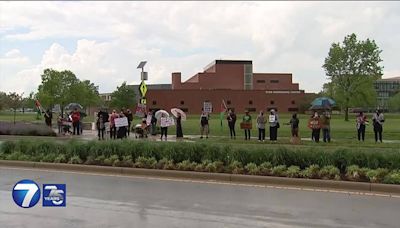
xmin=308 ymin=112 xmax=321 ymax=143
xmin=242 ymin=110 xmax=252 ymax=140
xmin=109 ymin=110 xmax=119 ymax=139
xmin=268 ymin=109 xmax=279 ymax=142
xmin=227 ymin=109 xmax=237 ymax=139
xmin=160 ymin=113 xmax=169 ymax=141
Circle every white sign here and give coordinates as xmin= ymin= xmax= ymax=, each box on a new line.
xmin=115 ymin=117 xmax=129 ymax=127
xmin=203 ymin=102 xmax=212 ymax=113
xmin=160 ymin=117 xmax=168 ymax=127
xmin=269 ymin=115 xmax=276 ymax=123
xmin=161 ymin=117 xmax=175 ymax=127
xmin=167 ymin=117 xmax=175 ymax=126
xmin=146 ymin=115 xmax=152 ymax=126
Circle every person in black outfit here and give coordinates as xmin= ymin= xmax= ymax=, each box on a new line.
xmin=227 ymin=109 xmax=236 ymax=139
xmin=176 ymin=113 xmax=183 ymax=138
xmin=44 ymin=109 xmax=52 ymax=127
xmin=372 ymin=109 xmax=385 ymax=143
xmin=151 ymin=111 xmax=157 ymax=135
xmin=125 ymin=109 xmax=133 ymax=136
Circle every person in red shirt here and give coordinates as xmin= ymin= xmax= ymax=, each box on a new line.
xmin=71 ymin=108 xmax=81 ymax=135
xmin=109 ymin=110 xmax=119 ymax=139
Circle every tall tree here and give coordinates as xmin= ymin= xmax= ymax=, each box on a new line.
xmin=7 ymin=92 xmax=23 ymax=124
xmin=110 ymin=82 xmax=136 ymax=110
xmin=37 ymin=69 xmax=100 ymax=116
xmin=322 ymin=33 xmax=383 ymax=121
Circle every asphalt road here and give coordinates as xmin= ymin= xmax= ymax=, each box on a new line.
xmin=1 ymin=167 xmax=399 ymax=228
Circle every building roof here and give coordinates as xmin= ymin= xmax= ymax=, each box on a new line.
xmin=378 ymin=76 xmax=400 ymax=82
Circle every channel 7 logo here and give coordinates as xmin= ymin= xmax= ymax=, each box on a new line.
xmin=12 ymin=180 xmax=66 ymax=208
xmin=43 ymin=184 xmax=66 ymax=207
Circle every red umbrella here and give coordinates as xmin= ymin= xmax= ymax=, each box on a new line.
xmin=171 ymin=108 xmax=186 ymax=121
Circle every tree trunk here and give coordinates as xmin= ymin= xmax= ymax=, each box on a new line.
xmin=13 ymin=110 xmax=16 ymax=124
xmin=345 ymin=106 xmax=349 ymax=121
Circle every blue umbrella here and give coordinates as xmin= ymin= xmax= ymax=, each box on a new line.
xmin=311 ymin=97 xmax=336 ymax=107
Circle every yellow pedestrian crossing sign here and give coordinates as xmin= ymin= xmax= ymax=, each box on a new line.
xmin=139 ymin=81 xmax=147 ymax=97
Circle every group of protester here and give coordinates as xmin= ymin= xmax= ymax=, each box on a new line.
xmin=44 ymin=108 xmax=83 ymax=136
xmin=306 ymin=109 xmax=385 ymax=143
xmin=95 ymin=108 xmax=133 ymax=140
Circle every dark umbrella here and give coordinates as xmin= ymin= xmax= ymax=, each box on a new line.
xmin=65 ymin=103 xmax=83 ymax=111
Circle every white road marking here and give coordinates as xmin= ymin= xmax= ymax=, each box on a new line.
xmin=1 ymin=166 xmax=399 ymax=199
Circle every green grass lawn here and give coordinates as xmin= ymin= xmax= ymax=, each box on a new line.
xmin=1 ymin=111 xmax=399 ymax=144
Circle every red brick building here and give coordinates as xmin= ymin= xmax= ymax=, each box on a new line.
xmin=146 ymin=60 xmax=305 ymax=114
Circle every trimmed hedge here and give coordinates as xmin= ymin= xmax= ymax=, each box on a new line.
xmin=1 ymin=140 xmax=400 ymax=184
xmin=1 ymin=140 xmax=400 ymax=171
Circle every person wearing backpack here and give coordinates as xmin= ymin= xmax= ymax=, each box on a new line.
xmin=200 ymin=110 xmax=210 ymax=139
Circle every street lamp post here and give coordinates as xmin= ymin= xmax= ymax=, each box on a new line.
xmin=137 ymin=61 xmax=148 ymax=116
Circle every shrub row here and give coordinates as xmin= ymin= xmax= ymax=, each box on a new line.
xmin=1 ymin=140 xmax=400 ymax=184
xmin=1 ymin=140 xmax=400 ymax=171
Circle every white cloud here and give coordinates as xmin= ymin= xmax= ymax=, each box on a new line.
xmin=0 ymin=1 xmax=399 ymax=94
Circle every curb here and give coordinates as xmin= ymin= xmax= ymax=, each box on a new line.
xmin=1 ymin=160 xmax=399 ymax=195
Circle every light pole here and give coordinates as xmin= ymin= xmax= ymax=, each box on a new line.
xmin=137 ymin=61 xmax=148 ymax=116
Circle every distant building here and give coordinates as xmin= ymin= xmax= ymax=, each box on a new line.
xmin=96 ymin=60 xmax=307 ymax=115
xmin=374 ymin=77 xmax=400 ymax=110
xmin=146 ymin=60 xmax=305 ymax=114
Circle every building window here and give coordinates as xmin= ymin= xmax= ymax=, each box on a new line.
xmin=257 ymin=80 xmax=265 ymax=83
xmin=291 ymin=100 xmax=295 ymax=105
xmin=152 ymin=100 xmax=157 ymax=105
xmin=227 ymin=100 xmax=231 ymax=105
xmin=288 ymin=108 xmax=298 ymax=112
xmin=270 ymin=80 xmax=279 ymax=83
xmin=246 ymin=108 xmax=256 ymax=112
xmin=270 ymin=100 xmax=275 ymax=105
xmin=249 ymin=100 xmax=253 ymax=105
xmin=180 ymin=108 xmax=188 ymax=112
xmin=180 ymin=100 xmax=185 ymax=105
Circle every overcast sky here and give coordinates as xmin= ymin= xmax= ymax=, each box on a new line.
xmin=1 ymin=1 xmax=399 ymax=95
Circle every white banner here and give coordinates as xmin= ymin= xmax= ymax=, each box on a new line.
xmin=115 ymin=117 xmax=129 ymax=127
xmin=161 ymin=117 xmax=175 ymax=127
